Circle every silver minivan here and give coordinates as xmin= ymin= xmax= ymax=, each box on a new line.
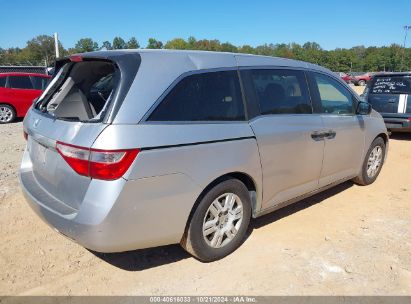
xmin=20 ymin=50 xmax=388 ymax=261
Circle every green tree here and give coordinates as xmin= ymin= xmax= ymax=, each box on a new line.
xmin=194 ymin=39 xmax=221 ymax=51
xmin=238 ymin=45 xmax=255 ymax=54
xmin=220 ymin=42 xmax=238 ymax=53
xmin=127 ymin=37 xmax=140 ymax=49
xmin=164 ymin=38 xmax=188 ymax=49
xmin=22 ymin=35 xmax=65 ymax=65
xmin=74 ymin=38 xmax=99 ymax=53
xmin=2 ymin=33 xmax=411 ymax=72
xmin=112 ymin=37 xmax=127 ymax=49
xmin=101 ymin=41 xmax=112 ymax=50
xmin=146 ymin=38 xmax=163 ymax=49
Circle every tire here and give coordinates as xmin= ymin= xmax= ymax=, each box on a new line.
xmin=353 ymin=137 xmax=385 ymax=186
xmin=181 ymin=178 xmax=252 ymax=262
xmin=0 ymin=104 xmax=16 ymax=124
xmin=358 ymin=80 xmax=366 ymax=86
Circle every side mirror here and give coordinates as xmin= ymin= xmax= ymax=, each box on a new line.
xmin=356 ymin=101 xmax=372 ymax=115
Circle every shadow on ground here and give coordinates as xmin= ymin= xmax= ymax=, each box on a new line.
xmin=389 ymin=132 xmax=411 ymax=141
xmin=93 ymin=181 xmax=353 ymax=271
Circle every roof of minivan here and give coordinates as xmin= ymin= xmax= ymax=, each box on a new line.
xmin=80 ymin=49 xmax=330 ymax=73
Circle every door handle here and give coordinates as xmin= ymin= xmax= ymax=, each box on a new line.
xmin=323 ymin=130 xmax=336 ymax=139
xmin=311 ymin=130 xmax=336 ymax=141
xmin=311 ymin=131 xmax=324 ymax=141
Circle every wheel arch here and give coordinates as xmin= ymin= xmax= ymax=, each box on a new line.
xmin=181 ymin=171 xmax=258 ymax=242
xmin=0 ymin=102 xmax=17 ymax=112
xmin=0 ymin=103 xmax=17 ymax=122
xmin=376 ymin=132 xmax=389 ymax=163
xmin=376 ymin=132 xmax=388 ymax=145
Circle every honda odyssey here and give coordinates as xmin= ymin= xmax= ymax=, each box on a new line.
xmin=20 ymin=50 xmax=388 ymax=261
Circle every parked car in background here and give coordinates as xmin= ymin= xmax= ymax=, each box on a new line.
xmin=351 ymin=72 xmax=373 ymax=86
xmin=335 ymin=72 xmax=360 ymax=85
xmin=336 ymin=72 xmax=352 ymax=84
xmin=20 ymin=50 xmax=388 ymax=261
xmin=363 ymin=72 xmax=411 ymax=132
xmin=0 ymin=72 xmax=51 ymax=123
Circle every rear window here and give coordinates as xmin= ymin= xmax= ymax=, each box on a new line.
xmin=370 ymin=76 xmax=411 ymax=94
xmin=148 ymin=71 xmax=245 ymax=121
xmin=9 ymin=76 xmax=33 ymax=89
xmin=36 ymin=60 xmax=119 ymax=122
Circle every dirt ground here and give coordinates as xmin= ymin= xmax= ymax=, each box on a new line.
xmin=1 ymin=117 xmax=410 ymax=296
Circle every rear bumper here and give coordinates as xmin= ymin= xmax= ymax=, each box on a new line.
xmin=19 ymin=150 xmax=200 ymax=252
xmin=382 ymin=115 xmax=411 ymax=131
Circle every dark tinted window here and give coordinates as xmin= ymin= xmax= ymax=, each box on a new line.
xmin=249 ymin=69 xmax=311 ymax=114
xmin=313 ymin=73 xmax=354 ymax=114
xmin=370 ymin=76 xmax=411 ymax=94
xmin=31 ymin=76 xmax=48 ymax=90
xmin=0 ymin=77 xmax=6 ymax=88
xmin=9 ymin=76 xmax=33 ymax=89
xmin=148 ymin=71 xmax=245 ymax=121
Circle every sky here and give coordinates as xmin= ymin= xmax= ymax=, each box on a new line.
xmin=1 ymin=0 xmax=411 ymax=50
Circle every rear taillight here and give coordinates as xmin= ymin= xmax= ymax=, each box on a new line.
xmin=56 ymin=142 xmax=139 ymax=180
xmin=69 ymin=55 xmax=83 ymax=62
xmin=408 ymin=117 xmax=411 ymax=121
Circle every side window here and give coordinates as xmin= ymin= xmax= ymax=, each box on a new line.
xmin=148 ymin=71 xmax=245 ymax=121
xmin=313 ymin=73 xmax=354 ymax=114
xmin=9 ymin=76 xmax=33 ymax=90
xmin=0 ymin=77 xmax=6 ymax=88
xmin=31 ymin=76 xmax=48 ymax=90
xmin=249 ymin=69 xmax=312 ymax=115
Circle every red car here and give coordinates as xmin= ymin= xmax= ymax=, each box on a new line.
xmin=351 ymin=72 xmax=373 ymax=86
xmin=336 ymin=72 xmax=353 ymax=83
xmin=0 ymin=72 xmax=51 ymax=123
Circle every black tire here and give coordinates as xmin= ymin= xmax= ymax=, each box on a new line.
xmin=0 ymin=104 xmax=16 ymax=124
xmin=181 ymin=178 xmax=252 ymax=262
xmin=353 ymin=137 xmax=385 ymax=186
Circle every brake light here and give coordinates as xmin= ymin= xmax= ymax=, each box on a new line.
xmin=69 ymin=55 xmax=83 ymax=62
xmin=55 ymin=142 xmax=139 ymax=180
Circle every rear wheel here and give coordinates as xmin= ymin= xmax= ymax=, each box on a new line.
xmin=181 ymin=178 xmax=251 ymax=262
xmin=353 ymin=137 xmax=385 ymax=185
xmin=358 ymin=80 xmax=366 ymax=86
xmin=0 ymin=104 xmax=16 ymax=124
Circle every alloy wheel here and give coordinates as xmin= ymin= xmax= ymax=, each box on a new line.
xmin=202 ymin=193 xmax=244 ymax=249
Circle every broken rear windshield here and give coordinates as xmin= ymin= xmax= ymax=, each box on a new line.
xmin=36 ymin=60 xmax=119 ymax=122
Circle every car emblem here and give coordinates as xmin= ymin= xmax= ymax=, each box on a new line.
xmin=33 ymin=118 xmax=41 ymax=128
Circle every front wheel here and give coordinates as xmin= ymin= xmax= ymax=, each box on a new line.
xmin=0 ymin=104 xmax=16 ymax=124
xmin=181 ymin=178 xmax=251 ymax=262
xmin=353 ymin=137 xmax=385 ymax=185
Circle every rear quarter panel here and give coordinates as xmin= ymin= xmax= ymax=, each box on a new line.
xmin=92 ymin=123 xmax=263 ymax=235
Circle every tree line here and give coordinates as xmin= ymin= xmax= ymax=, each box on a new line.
xmin=1 ymin=34 xmax=411 ymax=73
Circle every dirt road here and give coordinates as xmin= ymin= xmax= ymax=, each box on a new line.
xmin=1 ymin=121 xmax=410 ymax=296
